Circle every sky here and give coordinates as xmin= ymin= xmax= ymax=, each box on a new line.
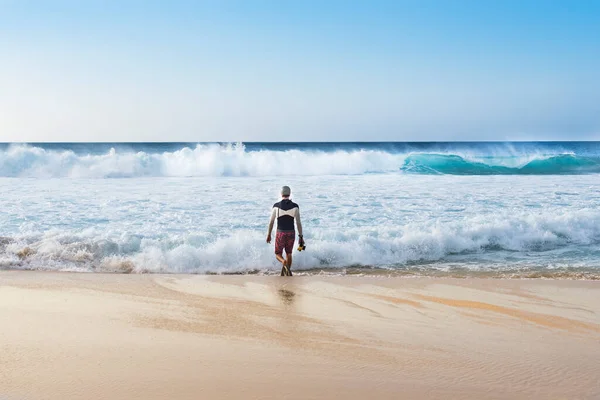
xmin=1 ymin=0 xmax=599 ymax=142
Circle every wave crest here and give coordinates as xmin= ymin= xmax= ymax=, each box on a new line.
xmin=403 ymin=153 xmax=600 ymax=175
xmin=2 ymin=210 xmax=599 ymax=274
xmin=0 ymin=144 xmax=599 ymax=177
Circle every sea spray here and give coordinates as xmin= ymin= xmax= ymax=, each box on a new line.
xmin=1 ymin=142 xmax=599 ymax=277
xmin=1 ymin=142 xmax=600 ymax=177
xmin=2 ymin=206 xmax=599 ymax=274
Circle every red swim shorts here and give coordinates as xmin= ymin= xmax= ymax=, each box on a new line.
xmin=275 ymin=231 xmax=295 ymax=255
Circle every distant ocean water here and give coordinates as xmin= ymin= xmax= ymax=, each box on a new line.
xmin=1 ymin=141 xmax=599 ymax=278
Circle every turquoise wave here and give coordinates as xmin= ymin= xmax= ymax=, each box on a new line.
xmin=1 ymin=143 xmax=600 ymax=177
xmin=402 ymin=154 xmax=600 ymax=175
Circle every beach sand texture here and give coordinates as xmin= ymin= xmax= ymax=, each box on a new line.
xmin=1 ymin=272 xmax=599 ymax=399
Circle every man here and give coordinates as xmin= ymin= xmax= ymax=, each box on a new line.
xmin=266 ymin=186 xmax=304 ymax=276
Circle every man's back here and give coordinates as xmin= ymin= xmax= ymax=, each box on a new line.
xmin=272 ymin=199 xmax=300 ymax=232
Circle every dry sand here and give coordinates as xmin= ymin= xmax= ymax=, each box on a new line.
xmin=1 ymin=271 xmax=599 ymax=400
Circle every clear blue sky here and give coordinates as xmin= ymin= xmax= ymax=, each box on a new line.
xmin=1 ymin=0 xmax=599 ymax=142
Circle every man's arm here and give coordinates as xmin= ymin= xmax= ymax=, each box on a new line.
xmin=295 ymin=207 xmax=303 ymax=237
xmin=266 ymin=207 xmax=276 ymax=243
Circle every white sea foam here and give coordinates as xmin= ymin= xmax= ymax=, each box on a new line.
xmin=0 ymin=144 xmax=402 ymax=177
xmin=1 ymin=143 xmax=598 ymax=178
xmin=1 ymin=174 xmax=599 ymax=275
xmin=2 ymin=209 xmax=599 ymax=274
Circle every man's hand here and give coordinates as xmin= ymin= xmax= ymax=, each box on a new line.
xmin=299 ymin=236 xmax=305 ymax=246
xmin=266 ymin=234 xmax=272 ymax=244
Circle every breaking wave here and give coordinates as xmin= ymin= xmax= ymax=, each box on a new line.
xmin=1 ymin=143 xmax=599 ymax=177
xmin=2 ymin=210 xmax=599 ymax=277
xmin=403 ymin=153 xmax=600 ymax=175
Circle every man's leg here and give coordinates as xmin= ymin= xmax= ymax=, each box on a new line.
xmin=283 ymin=233 xmax=295 ymax=276
xmin=276 ymin=253 xmax=287 ymax=276
xmin=275 ymin=254 xmax=286 ymax=265
xmin=275 ymin=254 xmax=285 ymax=265
xmin=275 ymin=232 xmax=288 ymax=275
xmin=285 ymin=234 xmax=296 ymax=276
xmin=279 ymin=252 xmax=291 ymax=276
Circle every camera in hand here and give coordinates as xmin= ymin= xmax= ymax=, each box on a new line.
xmin=297 ymin=236 xmax=306 ymax=252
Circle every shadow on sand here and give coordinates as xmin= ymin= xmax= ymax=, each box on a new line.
xmin=277 ymin=288 xmax=296 ymax=306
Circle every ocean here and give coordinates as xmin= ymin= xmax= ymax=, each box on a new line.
xmin=1 ymin=141 xmax=599 ymax=278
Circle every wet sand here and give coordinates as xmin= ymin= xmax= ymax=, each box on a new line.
xmin=1 ymin=271 xmax=599 ymax=399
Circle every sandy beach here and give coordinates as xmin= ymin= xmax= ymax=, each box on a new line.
xmin=1 ymin=272 xmax=599 ymax=400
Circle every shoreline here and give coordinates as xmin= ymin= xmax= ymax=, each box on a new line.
xmin=1 ymin=271 xmax=599 ymax=399
xmin=2 ymin=267 xmax=600 ymax=280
